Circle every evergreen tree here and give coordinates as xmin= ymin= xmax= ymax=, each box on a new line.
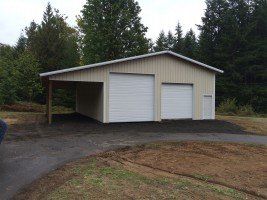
xmin=79 ymin=0 xmax=150 ymax=64
xmin=25 ymin=3 xmax=80 ymax=72
xmin=23 ymin=3 xmax=80 ymax=106
xmin=25 ymin=21 xmax=38 ymax=54
xmin=237 ymin=0 xmax=267 ymax=112
xmin=166 ymin=31 xmax=175 ymax=50
xmin=147 ymin=39 xmax=154 ymax=53
xmin=153 ymin=31 xmax=168 ymax=52
xmin=198 ymin=0 xmax=267 ymax=112
xmin=183 ymin=29 xmax=198 ymax=59
xmin=198 ymin=0 xmax=229 ymax=65
xmin=173 ymin=22 xmax=184 ymax=54
xmin=15 ymin=35 xmax=27 ymax=57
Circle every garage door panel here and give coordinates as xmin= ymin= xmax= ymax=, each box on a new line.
xmin=109 ymin=73 xmax=154 ymax=122
xmin=161 ymin=84 xmax=193 ymax=119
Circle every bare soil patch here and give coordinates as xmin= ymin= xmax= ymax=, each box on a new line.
xmin=14 ymin=141 xmax=267 ymax=200
xmin=115 ymin=141 xmax=267 ymax=197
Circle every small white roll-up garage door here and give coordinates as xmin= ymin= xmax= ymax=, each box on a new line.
xmin=161 ymin=84 xmax=193 ymax=119
xmin=109 ymin=73 xmax=154 ymax=122
xmin=203 ymin=95 xmax=213 ymax=119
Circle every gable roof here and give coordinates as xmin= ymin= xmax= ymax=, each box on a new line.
xmin=40 ymin=51 xmax=223 ymax=77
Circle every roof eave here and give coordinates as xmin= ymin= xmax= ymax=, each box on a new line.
xmin=166 ymin=51 xmax=224 ymax=73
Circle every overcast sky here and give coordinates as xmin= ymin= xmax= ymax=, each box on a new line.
xmin=0 ymin=0 xmax=206 ymax=45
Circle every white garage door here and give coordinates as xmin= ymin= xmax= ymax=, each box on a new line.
xmin=109 ymin=73 xmax=154 ymax=122
xmin=161 ymin=84 xmax=193 ymax=119
xmin=203 ymin=95 xmax=213 ymax=119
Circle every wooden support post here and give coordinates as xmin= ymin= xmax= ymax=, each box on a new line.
xmin=46 ymin=81 xmax=52 ymax=124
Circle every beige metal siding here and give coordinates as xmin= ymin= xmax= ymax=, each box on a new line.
xmin=50 ymin=54 xmax=215 ymax=122
xmin=76 ymin=82 xmax=103 ymax=122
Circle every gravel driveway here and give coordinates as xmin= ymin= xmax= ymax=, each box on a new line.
xmin=1 ymin=115 xmax=267 ymax=200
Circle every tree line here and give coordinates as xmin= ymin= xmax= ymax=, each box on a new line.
xmin=0 ymin=0 xmax=266 ymax=113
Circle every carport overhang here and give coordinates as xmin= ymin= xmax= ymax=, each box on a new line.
xmin=41 ymin=77 xmax=78 ymax=124
xmin=41 ymin=77 xmax=104 ymax=124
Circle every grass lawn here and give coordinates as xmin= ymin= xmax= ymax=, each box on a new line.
xmin=217 ymin=115 xmax=267 ymax=135
xmin=0 ymin=104 xmax=73 ymax=125
xmin=0 ymin=112 xmax=46 ymax=125
xmin=0 ymin=102 xmax=74 ymax=125
xmin=14 ymin=141 xmax=267 ymax=200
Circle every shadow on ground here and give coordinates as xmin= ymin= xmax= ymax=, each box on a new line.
xmin=5 ymin=113 xmax=248 ymax=141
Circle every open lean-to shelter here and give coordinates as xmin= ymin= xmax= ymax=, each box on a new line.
xmin=40 ymin=51 xmax=223 ymax=124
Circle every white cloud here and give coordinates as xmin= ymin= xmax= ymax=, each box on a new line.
xmin=0 ymin=0 xmax=206 ymax=45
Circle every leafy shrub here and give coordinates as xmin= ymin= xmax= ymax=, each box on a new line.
xmin=217 ymin=98 xmax=238 ymax=115
xmin=217 ymin=98 xmax=257 ymax=116
xmin=237 ymin=105 xmax=255 ymax=116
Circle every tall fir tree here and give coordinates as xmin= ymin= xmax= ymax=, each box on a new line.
xmin=15 ymin=35 xmax=27 ymax=57
xmin=25 ymin=21 xmax=38 ymax=54
xmin=166 ymin=31 xmax=175 ymax=50
xmin=25 ymin=3 xmax=80 ymax=72
xmin=173 ymin=22 xmax=184 ymax=54
xmin=23 ymin=3 xmax=80 ymax=105
xmin=238 ymin=0 xmax=267 ymax=111
xmin=78 ymin=0 xmax=150 ymax=64
xmin=198 ymin=0 xmax=267 ymax=112
xmin=183 ymin=29 xmax=198 ymax=59
xmin=153 ymin=31 xmax=168 ymax=52
xmin=198 ymin=0 xmax=229 ymax=66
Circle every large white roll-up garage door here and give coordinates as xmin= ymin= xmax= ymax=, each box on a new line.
xmin=109 ymin=73 xmax=154 ymax=122
xmin=161 ymin=84 xmax=193 ymax=119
